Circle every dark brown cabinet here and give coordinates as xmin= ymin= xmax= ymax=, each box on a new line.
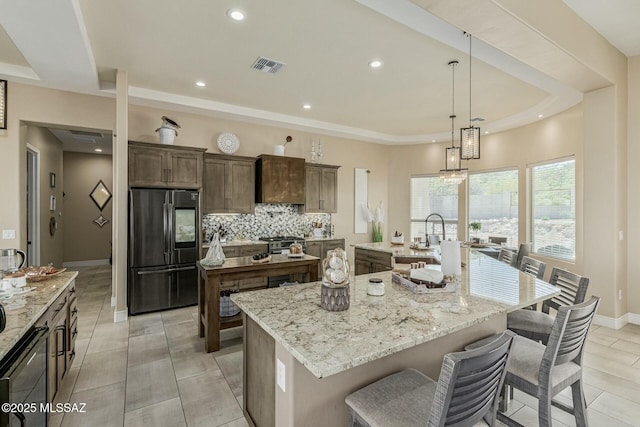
xmin=128 ymin=141 xmax=205 ymax=188
xmin=305 ymin=238 xmax=345 ymax=276
xmin=203 ymin=154 xmax=255 ymax=214
xmin=305 ymin=164 xmax=339 ymax=213
xmin=67 ymin=281 xmax=78 ymax=367
xmin=47 ymin=291 xmax=68 ymax=402
xmin=354 ymin=248 xmax=392 ymax=275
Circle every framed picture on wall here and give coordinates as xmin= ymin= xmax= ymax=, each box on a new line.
xmin=90 ymin=180 xmax=112 ymax=211
xmin=50 ymin=172 xmax=56 ymax=188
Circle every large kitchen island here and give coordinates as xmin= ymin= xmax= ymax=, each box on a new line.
xmin=231 ymin=249 xmax=561 ymax=427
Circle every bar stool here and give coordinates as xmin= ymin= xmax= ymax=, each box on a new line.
xmin=519 ymin=256 xmax=546 ymax=280
xmin=345 ymin=331 xmax=515 ymax=427
xmin=507 ymin=267 xmax=589 ymax=344
xmin=498 ymin=248 xmax=516 ymax=267
xmin=498 ymin=297 xmax=600 ymax=427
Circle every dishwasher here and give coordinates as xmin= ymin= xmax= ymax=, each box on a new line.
xmin=0 ymin=326 xmax=49 ymax=426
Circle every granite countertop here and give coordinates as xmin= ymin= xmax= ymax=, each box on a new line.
xmin=304 ymin=237 xmax=343 ymax=241
xmin=203 ymin=240 xmax=267 ymax=249
xmin=0 ymin=271 xmax=78 ymax=360
xmin=198 ymin=254 xmax=320 ymax=271
xmin=231 ymin=249 xmax=559 ymax=379
xmin=353 ymin=242 xmax=440 ymax=259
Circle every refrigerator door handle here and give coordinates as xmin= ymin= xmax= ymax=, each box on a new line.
xmin=168 ymin=200 xmax=175 ymax=265
xmin=163 ymin=201 xmax=171 ymax=265
xmin=137 ymin=266 xmax=196 ymax=275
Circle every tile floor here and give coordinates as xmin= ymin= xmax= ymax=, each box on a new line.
xmin=55 ymin=266 xmax=640 ymax=426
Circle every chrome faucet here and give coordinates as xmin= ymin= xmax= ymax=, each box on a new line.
xmin=425 ymin=213 xmax=445 ymax=247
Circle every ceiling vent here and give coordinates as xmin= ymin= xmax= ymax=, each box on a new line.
xmin=70 ymin=130 xmax=104 ymax=140
xmin=251 ymin=56 xmax=285 ymax=74
xmin=470 ymin=117 xmax=485 ymax=122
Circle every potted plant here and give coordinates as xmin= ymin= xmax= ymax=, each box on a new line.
xmin=469 ymin=222 xmax=481 ymax=243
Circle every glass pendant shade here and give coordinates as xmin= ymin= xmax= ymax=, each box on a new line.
xmin=441 ymin=169 xmax=467 ymax=185
xmin=460 ymin=126 xmax=480 ymax=160
xmin=445 ymin=146 xmax=461 ymax=170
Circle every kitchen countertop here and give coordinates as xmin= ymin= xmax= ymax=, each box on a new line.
xmin=353 ymin=241 xmax=440 ymax=258
xmin=202 ymin=240 xmax=267 ymax=249
xmin=231 ymin=249 xmax=560 ymax=378
xmin=304 ymin=236 xmax=344 ymax=241
xmin=0 ymin=271 xmax=78 ymax=360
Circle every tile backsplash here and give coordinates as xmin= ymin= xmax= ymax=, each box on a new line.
xmin=203 ymin=204 xmax=331 ymax=241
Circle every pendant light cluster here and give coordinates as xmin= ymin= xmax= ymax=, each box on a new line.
xmin=439 ymin=33 xmax=480 ymax=184
xmin=439 ymin=60 xmax=467 ymax=184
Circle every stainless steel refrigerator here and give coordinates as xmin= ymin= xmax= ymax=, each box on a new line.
xmin=128 ymin=188 xmax=200 ymax=315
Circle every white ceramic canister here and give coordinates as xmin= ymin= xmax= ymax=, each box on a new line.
xmin=367 ymin=277 xmax=385 ymax=296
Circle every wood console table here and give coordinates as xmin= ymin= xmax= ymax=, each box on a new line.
xmin=197 ymin=254 xmax=320 ymax=352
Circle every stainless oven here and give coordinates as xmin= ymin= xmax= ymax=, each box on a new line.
xmin=0 ymin=326 xmax=48 ymax=426
xmin=260 ymin=236 xmax=306 ymax=287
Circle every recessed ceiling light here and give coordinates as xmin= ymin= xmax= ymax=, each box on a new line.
xmin=432 ymin=139 xmax=436 ymax=143
xmin=227 ymin=9 xmax=246 ymax=21
xmin=195 ymin=81 xmax=206 ymax=87
xmin=368 ymin=59 xmax=383 ymax=68
xmin=95 ymin=148 xmax=102 ymax=153
xmin=538 ymin=114 xmax=544 ymax=118
xmin=484 ymin=131 xmax=489 ymax=134
xmin=303 ymin=104 xmax=312 ymax=110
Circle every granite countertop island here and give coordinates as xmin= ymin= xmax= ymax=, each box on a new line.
xmin=231 ymin=249 xmax=560 ymax=426
xmin=0 ymin=271 xmax=78 ymax=360
xmin=233 ymin=249 xmax=557 ymax=378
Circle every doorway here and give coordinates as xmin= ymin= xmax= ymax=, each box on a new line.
xmin=26 ymin=144 xmax=40 ymax=266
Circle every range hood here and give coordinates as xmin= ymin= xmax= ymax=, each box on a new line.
xmin=255 ymin=155 xmax=306 ymax=204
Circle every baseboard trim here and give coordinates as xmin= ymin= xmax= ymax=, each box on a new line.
xmin=113 ymin=310 xmax=128 ymax=323
xmin=63 ymin=259 xmax=110 ymax=267
xmin=594 ymin=313 xmax=628 ymax=330
xmin=627 ymin=313 xmax=640 ymax=325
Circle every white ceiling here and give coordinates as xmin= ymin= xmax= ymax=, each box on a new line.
xmin=48 ymin=128 xmax=112 ymax=155
xmin=0 ymin=0 xmax=630 ymax=144
xmin=564 ymin=0 xmax=640 ymax=57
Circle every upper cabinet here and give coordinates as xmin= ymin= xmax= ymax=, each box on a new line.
xmin=203 ymin=153 xmax=256 ymax=214
xmin=305 ymin=164 xmax=340 ymax=213
xmin=128 ymin=141 xmax=205 ymax=189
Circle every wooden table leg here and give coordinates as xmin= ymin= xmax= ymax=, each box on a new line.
xmin=198 ymin=269 xmax=204 ymax=337
xmin=205 ymin=274 xmax=221 ymax=353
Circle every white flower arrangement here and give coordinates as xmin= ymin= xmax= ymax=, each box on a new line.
xmin=365 ymin=201 xmax=384 ymax=242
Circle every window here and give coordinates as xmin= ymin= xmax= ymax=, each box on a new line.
xmin=410 ymin=176 xmax=458 ymax=242
xmin=530 ymin=158 xmax=575 ymax=261
xmin=468 ymin=169 xmax=518 ymax=245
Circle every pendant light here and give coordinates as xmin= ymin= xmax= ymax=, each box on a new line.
xmin=440 ymin=60 xmax=467 ymax=184
xmin=461 ymin=34 xmax=480 ymax=160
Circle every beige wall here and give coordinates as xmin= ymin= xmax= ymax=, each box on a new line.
xmin=0 ymin=77 xmax=635 ymax=320
xmin=388 ymin=105 xmax=583 ymax=275
xmin=62 ymin=152 xmax=113 ymax=262
xmin=628 ymin=56 xmax=640 ymax=314
xmin=25 ymin=125 xmax=65 ymax=267
xmin=0 ymin=83 xmax=115 ymax=251
xmin=127 ymin=104 xmax=390 ymax=260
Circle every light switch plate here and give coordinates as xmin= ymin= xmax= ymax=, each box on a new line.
xmin=276 ymin=358 xmax=286 ymax=392
xmin=2 ymin=229 xmax=15 ymax=239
